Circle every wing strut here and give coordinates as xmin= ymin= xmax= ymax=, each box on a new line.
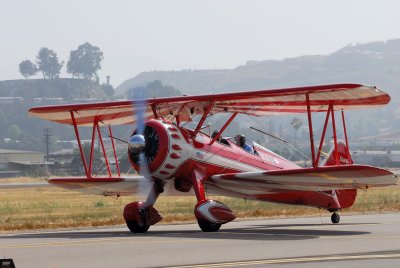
xmin=193 ymin=102 xmax=213 ymax=137
xmin=108 ymin=125 xmax=121 ymax=176
xmin=88 ymin=118 xmax=98 ymax=175
xmin=96 ymin=123 xmax=112 ymax=177
xmin=341 ymin=110 xmax=352 ymax=163
xmin=316 ymin=105 xmax=331 ymax=165
xmin=331 ymin=104 xmax=339 ymax=164
xmin=70 ymin=111 xmax=89 ymax=177
xmin=306 ymin=93 xmax=316 ymax=167
xmin=69 ymin=111 xmax=120 ymax=179
xmin=209 ymin=112 xmax=238 ymax=145
xmin=313 ymin=104 xmax=353 ymax=166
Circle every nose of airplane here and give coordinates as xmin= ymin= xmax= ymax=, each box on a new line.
xmin=128 ymin=134 xmax=146 ymax=154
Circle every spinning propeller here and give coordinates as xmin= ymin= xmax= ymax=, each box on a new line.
xmin=128 ymin=89 xmax=158 ymax=206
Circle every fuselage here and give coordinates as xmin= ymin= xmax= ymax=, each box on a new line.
xmin=129 ymin=119 xmax=357 ymax=210
xmin=130 ymin=119 xmax=298 ymax=181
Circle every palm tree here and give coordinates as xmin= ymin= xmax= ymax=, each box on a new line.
xmin=291 ymin=117 xmax=303 ymax=147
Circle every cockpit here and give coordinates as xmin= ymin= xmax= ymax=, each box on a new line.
xmin=211 ymin=130 xmax=257 ymax=155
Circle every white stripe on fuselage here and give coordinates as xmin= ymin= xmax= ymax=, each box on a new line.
xmin=191 ymin=148 xmax=265 ymax=173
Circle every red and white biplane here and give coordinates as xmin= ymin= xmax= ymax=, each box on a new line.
xmin=29 ymin=83 xmax=397 ymax=233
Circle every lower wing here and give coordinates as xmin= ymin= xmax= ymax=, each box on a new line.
xmin=23 ymin=165 xmax=397 ymax=197
xmin=47 ymin=177 xmax=191 ymax=197
xmin=208 ymin=165 xmax=397 ymax=195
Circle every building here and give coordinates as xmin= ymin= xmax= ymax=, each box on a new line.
xmin=351 ymin=150 xmax=400 ymax=167
xmin=0 ymin=97 xmax=24 ymax=104
xmin=33 ymin=97 xmax=64 ymax=104
xmin=0 ymin=149 xmax=48 ymax=177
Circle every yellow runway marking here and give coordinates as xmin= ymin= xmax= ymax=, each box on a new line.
xmin=167 ymin=253 xmax=400 ymax=268
xmin=0 ymin=237 xmax=215 ymax=249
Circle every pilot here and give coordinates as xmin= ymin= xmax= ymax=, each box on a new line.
xmin=211 ymin=130 xmax=221 ymax=141
xmin=235 ymin=134 xmax=254 ymax=154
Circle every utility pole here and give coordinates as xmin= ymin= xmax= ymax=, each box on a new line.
xmin=43 ymin=128 xmax=52 ymax=161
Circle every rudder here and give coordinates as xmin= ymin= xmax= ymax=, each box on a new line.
xmin=322 ymin=141 xmax=352 ymax=166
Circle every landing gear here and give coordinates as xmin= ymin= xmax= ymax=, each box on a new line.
xmin=126 ymin=221 xmax=150 ymax=233
xmin=331 ymin=212 xmax=340 ymax=224
xmin=197 ymin=219 xmax=222 ymax=232
xmin=190 ymin=170 xmax=236 ymax=232
xmin=123 ymin=183 xmax=164 ymax=233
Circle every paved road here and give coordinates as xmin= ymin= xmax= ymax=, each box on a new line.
xmin=1 ymin=213 xmax=400 ymax=267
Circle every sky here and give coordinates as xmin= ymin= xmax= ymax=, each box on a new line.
xmin=1 ymin=0 xmax=400 ymax=87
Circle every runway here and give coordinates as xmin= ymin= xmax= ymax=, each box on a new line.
xmin=1 ymin=213 xmax=400 ymax=267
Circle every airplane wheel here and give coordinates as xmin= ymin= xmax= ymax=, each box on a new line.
xmin=126 ymin=221 xmax=150 ymax=233
xmin=331 ymin=212 xmax=340 ymax=224
xmin=197 ymin=219 xmax=221 ymax=232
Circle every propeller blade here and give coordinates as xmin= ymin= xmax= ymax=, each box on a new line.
xmin=138 ymin=153 xmax=156 ymax=205
xmin=130 ymin=86 xmax=154 ymax=205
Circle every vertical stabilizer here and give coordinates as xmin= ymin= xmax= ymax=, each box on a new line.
xmin=322 ymin=141 xmax=352 ymax=166
xmin=322 ymin=142 xmax=357 ymax=210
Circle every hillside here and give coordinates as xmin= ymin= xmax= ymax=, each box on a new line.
xmin=115 ymin=39 xmax=400 ymax=155
xmin=117 ymin=39 xmax=400 ymax=101
xmin=0 ymin=79 xmax=112 ymax=152
xmin=0 ymin=78 xmax=185 ymax=154
xmin=2 ymin=40 xmax=400 ymax=157
xmin=0 ymin=78 xmax=110 ymax=101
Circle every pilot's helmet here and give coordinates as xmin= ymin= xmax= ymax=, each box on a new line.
xmin=235 ymin=134 xmax=246 ymax=146
xmin=212 ymin=130 xmax=219 ymax=138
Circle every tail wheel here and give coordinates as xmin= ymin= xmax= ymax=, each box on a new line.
xmin=197 ymin=219 xmax=221 ymax=232
xmin=126 ymin=221 xmax=150 ymax=233
xmin=331 ymin=212 xmax=340 ymax=224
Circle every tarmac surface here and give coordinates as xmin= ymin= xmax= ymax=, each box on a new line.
xmin=1 ymin=213 xmax=400 ymax=267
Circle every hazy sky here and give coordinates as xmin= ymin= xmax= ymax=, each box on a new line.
xmin=1 ymin=0 xmax=400 ymax=87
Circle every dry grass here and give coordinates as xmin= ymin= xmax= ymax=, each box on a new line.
xmin=0 ymin=176 xmax=46 ymax=184
xmin=1 ymin=185 xmax=400 ymax=231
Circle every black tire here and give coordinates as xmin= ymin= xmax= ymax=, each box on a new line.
xmin=126 ymin=221 xmax=150 ymax=233
xmin=197 ymin=219 xmax=222 ymax=232
xmin=331 ymin=212 xmax=340 ymax=224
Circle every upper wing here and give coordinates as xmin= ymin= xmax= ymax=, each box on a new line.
xmin=28 ymin=83 xmax=390 ymax=126
xmin=207 ymin=165 xmax=397 ymax=195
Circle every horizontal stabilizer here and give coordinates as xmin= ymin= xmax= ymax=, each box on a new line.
xmin=209 ymin=165 xmax=397 ymax=193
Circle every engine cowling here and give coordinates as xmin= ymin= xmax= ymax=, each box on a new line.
xmin=128 ymin=120 xmax=169 ymax=174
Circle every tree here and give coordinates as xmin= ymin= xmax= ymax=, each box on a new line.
xmin=19 ymin=60 xmax=37 ymax=79
xmin=129 ymin=80 xmax=183 ymax=99
xmin=102 ymin=83 xmax=114 ymax=96
xmin=36 ymin=47 xmax=63 ymax=79
xmin=67 ymin=42 xmax=104 ymax=80
xmin=7 ymin=124 xmax=22 ymax=139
